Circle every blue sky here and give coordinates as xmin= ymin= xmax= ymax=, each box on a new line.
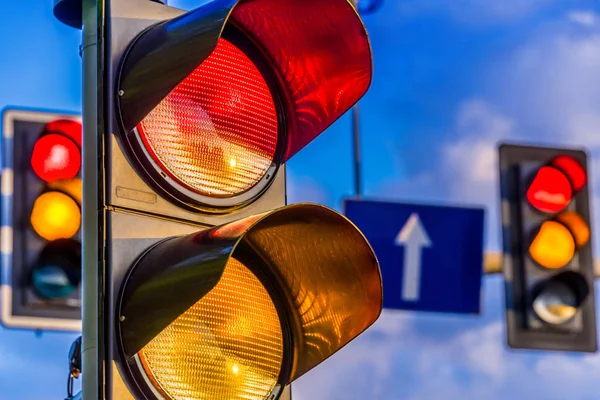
xmin=3 ymin=0 xmax=600 ymax=399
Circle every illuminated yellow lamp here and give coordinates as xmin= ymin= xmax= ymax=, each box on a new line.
xmin=47 ymin=178 xmax=83 ymax=204
xmin=529 ymin=221 xmax=575 ymax=269
xmin=555 ymin=211 xmax=590 ymax=248
xmin=30 ymin=191 xmax=81 ymax=241
xmin=139 ymin=258 xmax=283 ymax=400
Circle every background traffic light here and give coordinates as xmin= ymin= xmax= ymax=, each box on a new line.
xmin=1 ymin=107 xmax=82 ymax=331
xmin=51 ymin=0 xmax=383 ymax=398
xmin=499 ymin=143 xmax=597 ymax=352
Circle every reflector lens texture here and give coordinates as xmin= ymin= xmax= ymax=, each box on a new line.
xmin=139 ymin=258 xmax=283 ymax=400
xmin=138 ymin=38 xmax=278 ymax=199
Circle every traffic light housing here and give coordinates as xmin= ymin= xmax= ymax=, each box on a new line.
xmin=1 ymin=108 xmax=82 ymax=331
xmin=55 ymin=0 xmax=383 ymax=398
xmin=499 ymin=143 xmax=597 ymax=352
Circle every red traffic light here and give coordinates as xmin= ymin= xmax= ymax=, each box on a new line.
xmin=526 ymin=166 xmax=572 ymax=213
xmin=526 ymin=155 xmax=587 ymax=214
xmin=31 ymin=133 xmax=81 ymax=182
xmin=118 ymin=0 xmax=371 ymax=212
xmin=137 ymin=37 xmax=279 ymax=199
xmin=551 ymin=155 xmax=587 ymax=192
xmin=44 ymin=119 xmax=83 ymax=148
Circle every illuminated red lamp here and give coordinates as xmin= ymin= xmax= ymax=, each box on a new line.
xmin=526 ymin=166 xmax=572 ymax=213
xmin=31 ymin=133 xmax=81 ymax=182
xmin=44 ymin=119 xmax=83 ymax=148
xmin=526 ymin=155 xmax=587 ymax=214
xmin=137 ymin=38 xmax=278 ymax=199
xmin=551 ymin=155 xmax=587 ymax=192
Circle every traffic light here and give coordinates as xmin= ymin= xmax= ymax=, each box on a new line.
xmin=499 ymin=143 xmax=597 ymax=352
xmin=0 ymin=108 xmax=82 ymax=331
xmin=54 ymin=0 xmax=382 ymax=398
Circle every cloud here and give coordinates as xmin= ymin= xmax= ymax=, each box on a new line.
xmin=443 ymin=99 xmax=514 ymax=195
xmin=568 ymin=10 xmax=597 ymax=26
xmin=293 ymin=310 xmax=416 ymax=400
xmin=493 ymin=26 xmax=600 ymax=149
xmin=440 ymin=100 xmax=516 ymax=249
xmin=285 ymin=170 xmax=331 ymax=206
xmin=292 ymin=278 xmax=600 ymax=400
xmin=383 ymin=19 xmax=600 ymax=250
xmin=299 ymin=7 xmax=600 ymax=400
xmin=368 ymin=98 xmax=514 ymax=249
xmin=482 ymin=16 xmax=600 ymax=252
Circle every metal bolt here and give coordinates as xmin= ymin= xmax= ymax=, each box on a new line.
xmin=118 ymin=90 xmax=125 ymax=97
xmin=119 ymin=315 xmax=125 ymax=322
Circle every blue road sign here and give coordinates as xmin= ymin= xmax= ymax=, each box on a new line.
xmin=344 ymin=198 xmax=485 ymax=314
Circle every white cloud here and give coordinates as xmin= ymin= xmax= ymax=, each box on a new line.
xmin=293 ymin=310 xmax=414 ymax=399
xmin=495 ymin=29 xmax=600 ymax=148
xmin=285 ymin=170 xmax=331 ymax=206
xmin=292 ymin=277 xmax=600 ymax=400
xmin=299 ymin=8 xmax=600 ymax=400
xmin=568 ymin=10 xmax=597 ymax=26
xmin=482 ymin=19 xmax=600 ymax=252
xmin=436 ymin=99 xmax=515 ymax=250
xmin=443 ymin=99 xmax=514 ymax=192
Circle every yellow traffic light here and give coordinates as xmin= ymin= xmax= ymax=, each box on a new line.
xmin=118 ymin=204 xmax=382 ymax=400
xmin=30 ymin=190 xmax=81 ymax=241
xmin=140 ymin=258 xmax=283 ymax=399
xmin=529 ymin=220 xmax=575 ymax=269
xmin=556 ymin=211 xmax=590 ymax=248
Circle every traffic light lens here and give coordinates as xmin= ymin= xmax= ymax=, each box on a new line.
xmin=556 ymin=211 xmax=590 ymax=248
xmin=31 ymin=134 xmax=81 ymax=182
xmin=30 ymin=191 xmax=81 ymax=241
xmin=47 ymin=178 xmax=83 ymax=205
xmin=529 ymin=221 xmax=575 ymax=269
xmin=526 ymin=166 xmax=572 ymax=213
xmin=32 ymin=265 xmax=76 ymax=299
xmin=551 ymin=155 xmax=586 ymax=192
xmin=137 ymin=38 xmax=279 ymax=200
xmin=44 ymin=119 xmax=83 ymax=148
xmin=533 ymin=280 xmax=578 ymax=325
xmin=139 ymin=258 xmax=283 ymax=400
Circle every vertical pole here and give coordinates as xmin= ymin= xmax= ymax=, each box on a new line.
xmin=81 ymin=0 xmax=104 ymax=399
xmin=350 ymin=0 xmax=363 ymax=199
xmin=352 ymin=104 xmax=362 ymax=198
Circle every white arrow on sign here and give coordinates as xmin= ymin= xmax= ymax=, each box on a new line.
xmin=395 ymin=213 xmax=432 ymax=302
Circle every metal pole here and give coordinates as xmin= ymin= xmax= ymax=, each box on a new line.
xmin=352 ymin=104 xmax=362 ymax=198
xmin=81 ymin=0 xmax=103 ymax=398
